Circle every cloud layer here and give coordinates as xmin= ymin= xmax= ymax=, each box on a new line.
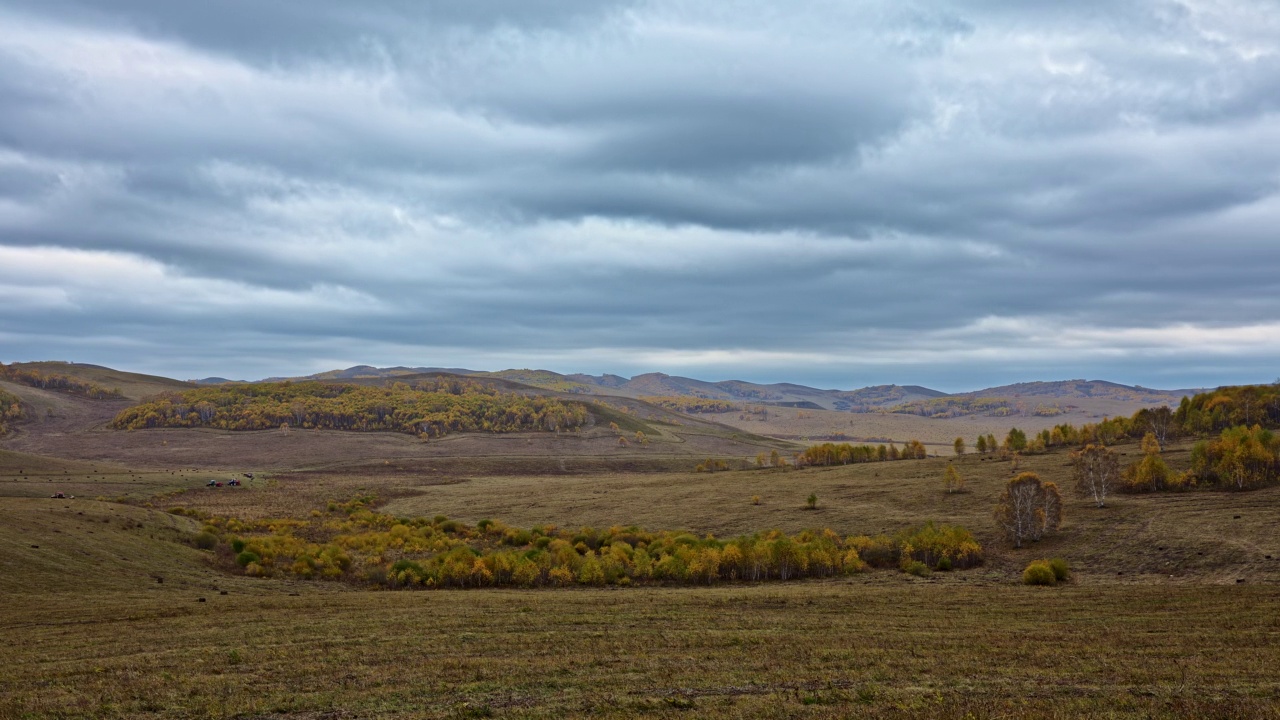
xmin=2 ymin=0 xmax=1278 ymax=389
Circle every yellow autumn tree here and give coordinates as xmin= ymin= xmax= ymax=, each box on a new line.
xmin=943 ymin=464 xmax=964 ymax=494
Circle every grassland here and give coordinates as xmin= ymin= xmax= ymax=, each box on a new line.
xmin=3 ymin=583 xmax=1279 ymax=719
xmin=2 ymin=363 xmax=1279 ymax=719
xmin=701 ymin=401 xmax=1169 ymax=452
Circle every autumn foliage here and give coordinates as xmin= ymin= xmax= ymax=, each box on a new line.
xmin=1189 ymin=425 xmax=1280 ymax=490
xmin=993 ymin=472 xmax=1063 ymax=548
xmin=0 ymin=388 xmax=23 ymax=436
xmin=1071 ymin=444 xmax=1120 ymax=506
xmin=640 ymin=396 xmax=740 ymax=413
xmin=180 ymin=499 xmax=981 ymax=589
xmin=0 ymin=362 xmax=123 ymax=400
xmin=1176 ymin=385 xmax=1280 ymax=434
xmin=798 ymin=440 xmax=928 ymax=466
xmin=111 ymin=380 xmax=590 ymax=437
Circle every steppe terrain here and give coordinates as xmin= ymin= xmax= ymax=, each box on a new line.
xmin=1 ymin=362 xmax=1277 ymax=719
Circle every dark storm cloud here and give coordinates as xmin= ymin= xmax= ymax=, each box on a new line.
xmin=2 ymin=0 xmax=1279 ymax=389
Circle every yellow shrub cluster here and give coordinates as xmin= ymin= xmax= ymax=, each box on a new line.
xmin=190 ymin=501 xmax=982 ymax=589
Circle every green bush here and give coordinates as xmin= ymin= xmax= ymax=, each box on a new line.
xmin=230 ymin=538 xmax=246 ymax=554
xmin=1023 ymin=561 xmax=1056 ymax=586
xmin=902 ymin=560 xmax=931 ymax=577
xmin=935 ymin=556 xmax=953 ymax=572
xmin=192 ymin=532 xmax=218 ymax=550
xmin=235 ymin=550 xmax=261 ymax=567
xmin=1047 ymin=557 xmax=1070 ymax=582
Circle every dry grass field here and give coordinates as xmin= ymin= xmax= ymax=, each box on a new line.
xmin=146 ymin=440 xmax=1280 ymax=584
xmin=4 ymin=579 xmax=1279 ymax=719
xmin=2 ymin=364 xmax=1279 ymax=719
xmin=3 ymin=494 xmax=1280 ymax=719
xmin=699 ymin=399 xmax=1171 ymax=452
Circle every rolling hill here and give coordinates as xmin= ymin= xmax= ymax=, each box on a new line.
xmin=266 ymin=365 xmax=1204 ymax=418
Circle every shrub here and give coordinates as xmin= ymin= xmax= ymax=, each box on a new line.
xmin=1047 ymin=557 xmax=1070 ymax=582
xmin=504 ymin=529 xmax=533 ymax=546
xmin=235 ymin=550 xmax=261 ymax=567
xmin=935 ymin=556 xmax=952 ymax=572
xmin=230 ymin=538 xmax=246 ymax=554
xmin=902 ymin=560 xmax=931 ymax=577
xmin=192 ymin=532 xmax=218 ymax=550
xmin=1023 ymin=561 xmax=1057 ymax=586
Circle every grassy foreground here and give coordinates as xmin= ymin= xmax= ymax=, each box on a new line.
xmin=3 ymin=582 xmax=1279 ymax=719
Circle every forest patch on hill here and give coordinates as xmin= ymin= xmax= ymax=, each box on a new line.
xmin=111 ymin=380 xmax=590 ymax=438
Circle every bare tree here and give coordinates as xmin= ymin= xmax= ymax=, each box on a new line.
xmin=1071 ymin=444 xmax=1120 ymax=508
xmin=994 ymin=472 xmax=1063 ymax=548
xmin=1135 ymin=406 xmax=1175 ymax=449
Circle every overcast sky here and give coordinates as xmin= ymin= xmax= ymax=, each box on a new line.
xmin=1 ymin=1 xmax=1278 ymax=391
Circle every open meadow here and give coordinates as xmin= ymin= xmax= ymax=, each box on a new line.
xmin=2 ymin=365 xmax=1279 ymax=718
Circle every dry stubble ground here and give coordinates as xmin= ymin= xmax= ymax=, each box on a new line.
xmin=3 ymin=581 xmax=1279 ymax=719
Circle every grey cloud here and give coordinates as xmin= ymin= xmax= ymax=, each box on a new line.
xmin=2 ymin=0 xmax=1279 ymax=388
xmin=0 ymin=0 xmax=631 ymax=62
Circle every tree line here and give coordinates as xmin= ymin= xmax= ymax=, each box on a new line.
xmin=640 ymin=396 xmax=741 ymax=413
xmin=178 ymin=498 xmax=981 ymax=589
xmin=112 ymin=380 xmax=590 ymax=438
xmin=797 ymin=440 xmax=929 ymax=466
xmin=0 ymin=363 xmax=123 ymax=400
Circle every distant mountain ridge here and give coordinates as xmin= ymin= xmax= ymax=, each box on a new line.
xmin=266 ymin=366 xmax=1204 ymax=415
